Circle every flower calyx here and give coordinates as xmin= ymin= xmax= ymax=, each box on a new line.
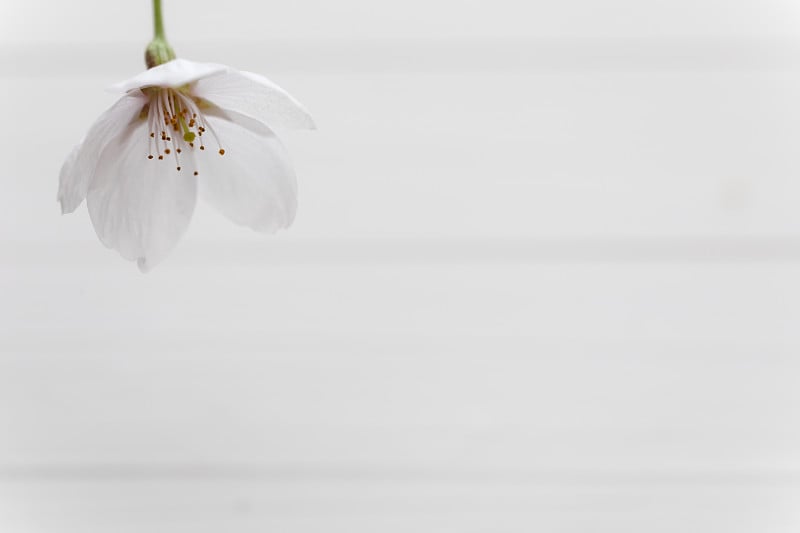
xmin=145 ymin=38 xmax=176 ymax=69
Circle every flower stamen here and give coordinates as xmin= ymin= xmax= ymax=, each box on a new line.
xmin=143 ymin=88 xmax=227 ymax=174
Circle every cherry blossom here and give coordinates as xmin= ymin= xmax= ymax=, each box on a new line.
xmin=58 ymin=58 xmax=314 ymax=271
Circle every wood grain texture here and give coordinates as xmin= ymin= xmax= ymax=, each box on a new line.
xmin=2 ymin=25 xmax=800 ymax=531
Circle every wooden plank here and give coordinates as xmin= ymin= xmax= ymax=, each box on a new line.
xmin=1 ymin=477 xmax=799 ymax=533
xmin=4 ymin=66 xmax=800 ymax=242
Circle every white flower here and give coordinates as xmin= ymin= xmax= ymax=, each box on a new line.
xmin=58 ymin=58 xmax=315 ymax=271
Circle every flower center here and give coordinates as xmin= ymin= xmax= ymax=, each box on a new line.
xmin=143 ymin=88 xmax=225 ymax=175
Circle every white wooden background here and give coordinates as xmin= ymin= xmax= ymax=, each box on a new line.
xmin=2 ymin=1 xmax=800 ymax=531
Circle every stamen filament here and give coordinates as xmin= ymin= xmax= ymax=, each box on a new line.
xmin=142 ymin=88 xmax=225 ymax=175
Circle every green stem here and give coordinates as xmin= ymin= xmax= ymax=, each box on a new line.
xmin=145 ymin=0 xmax=176 ymax=68
xmin=152 ymin=0 xmax=166 ymax=40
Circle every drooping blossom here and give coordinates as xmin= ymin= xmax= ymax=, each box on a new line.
xmin=58 ymin=58 xmax=314 ymax=271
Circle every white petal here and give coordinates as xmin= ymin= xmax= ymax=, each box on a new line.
xmin=110 ymin=58 xmax=227 ymax=93
xmin=58 ymin=93 xmax=147 ymax=213
xmin=196 ymin=115 xmax=297 ymax=233
xmin=193 ymin=69 xmax=315 ymax=131
xmin=87 ymin=119 xmax=198 ymax=272
xmin=202 ymin=106 xmax=273 ymax=137
xmin=57 ymin=144 xmax=80 ymax=208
